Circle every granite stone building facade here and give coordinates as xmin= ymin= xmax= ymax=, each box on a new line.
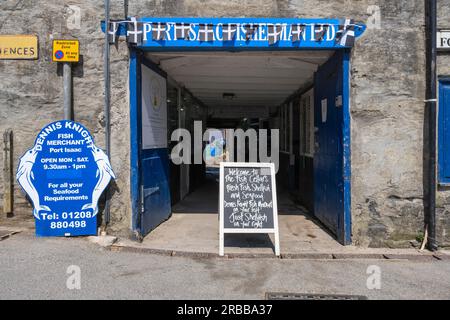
xmin=1 ymin=0 xmax=449 ymax=248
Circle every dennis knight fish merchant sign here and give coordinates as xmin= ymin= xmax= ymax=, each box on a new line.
xmin=16 ymin=121 xmax=115 ymax=237
xmin=219 ymin=163 xmax=280 ymax=256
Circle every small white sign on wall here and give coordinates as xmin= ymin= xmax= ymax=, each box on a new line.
xmin=438 ymin=30 xmax=450 ymax=50
xmin=321 ymin=99 xmax=328 ymax=123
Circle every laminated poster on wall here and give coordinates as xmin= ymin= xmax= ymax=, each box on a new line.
xmin=16 ymin=120 xmax=116 ymax=237
xmin=141 ymin=64 xmax=168 ymax=150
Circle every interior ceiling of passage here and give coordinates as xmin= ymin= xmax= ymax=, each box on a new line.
xmin=146 ymin=51 xmax=334 ymax=109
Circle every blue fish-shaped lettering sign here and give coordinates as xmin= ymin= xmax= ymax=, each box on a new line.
xmin=16 ymin=120 xmax=116 ymax=237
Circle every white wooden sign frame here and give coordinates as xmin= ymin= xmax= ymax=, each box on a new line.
xmin=438 ymin=30 xmax=450 ymax=50
xmin=219 ymin=162 xmax=280 ymax=256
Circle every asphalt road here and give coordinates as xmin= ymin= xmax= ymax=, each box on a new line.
xmin=1 ymin=232 xmax=450 ymax=300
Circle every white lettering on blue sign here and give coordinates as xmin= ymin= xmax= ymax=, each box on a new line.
xmin=16 ymin=120 xmax=115 ymax=237
xmin=140 ymin=22 xmax=335 ymax=43
xmin=103 ymin=18 xmax=366 ymax=49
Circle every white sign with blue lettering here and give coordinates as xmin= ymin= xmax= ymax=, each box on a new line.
xmin=16 ymin=120 xmax=115 ymax=237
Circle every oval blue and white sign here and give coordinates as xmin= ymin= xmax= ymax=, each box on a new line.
xmin=16 ymin=120 xmax=115 ymax=237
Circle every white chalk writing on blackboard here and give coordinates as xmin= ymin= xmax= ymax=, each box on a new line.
xmin=223 ymin=167 xmax=274 ymax=229
xmin=219 ymin=162 xmax=280 ymax=256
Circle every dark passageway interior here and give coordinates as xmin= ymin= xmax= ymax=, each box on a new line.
xmin=138 ymin=49 xmax=348 ymax=251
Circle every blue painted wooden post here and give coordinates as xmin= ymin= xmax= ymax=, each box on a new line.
xmin=130 ymin=49 xmax=142 ymax=238
xmin=342 ymin=49 xmax=352 ymax=244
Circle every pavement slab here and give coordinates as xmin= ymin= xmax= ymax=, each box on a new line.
xmin=1 ymin=231 xmax=450 ymax=300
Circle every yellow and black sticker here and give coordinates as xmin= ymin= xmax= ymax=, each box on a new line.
xmin=52 ymin=39 xmax=79 ymax=63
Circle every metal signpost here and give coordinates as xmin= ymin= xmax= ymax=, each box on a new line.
xmin=16 ymin=120 xmax=115 ymax=237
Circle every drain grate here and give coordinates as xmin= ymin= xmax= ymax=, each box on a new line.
xmin=266 ymin=292 xmax=368 ymax=300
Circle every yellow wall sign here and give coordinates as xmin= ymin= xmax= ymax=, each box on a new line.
xmin=0 ymin=35 xmax=38 ymax=60
xmin=52 ymin=39 xmax=79 ymax=62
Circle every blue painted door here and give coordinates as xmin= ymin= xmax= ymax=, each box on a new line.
xmin=139 ymin=61 xmax=172 ymax=236
xmin=314 ymin=51 xmax=349 ymax=244
xmin=140 ymin=149 xmax=171 ymax=235
xmin=439 ymin=78 xmax=450 ymax=184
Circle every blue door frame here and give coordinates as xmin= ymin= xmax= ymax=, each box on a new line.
xmin=128 ymin=17 xmax=362 ymax=243
xmin=130 ymin=49 xmax=140 ymax=237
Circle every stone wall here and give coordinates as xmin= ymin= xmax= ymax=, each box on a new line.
xmin=1 ymin=0 xmax=448 ymax=246
xmin=348 ymin=1 xmax=427 ymax=247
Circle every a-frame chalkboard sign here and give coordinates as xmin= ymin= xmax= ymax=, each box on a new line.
xmin=219 ymin=162 xmax=280 ymax=256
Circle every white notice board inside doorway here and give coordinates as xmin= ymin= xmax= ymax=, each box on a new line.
xmin=141 ymin=64 xmax=168 ymax=149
